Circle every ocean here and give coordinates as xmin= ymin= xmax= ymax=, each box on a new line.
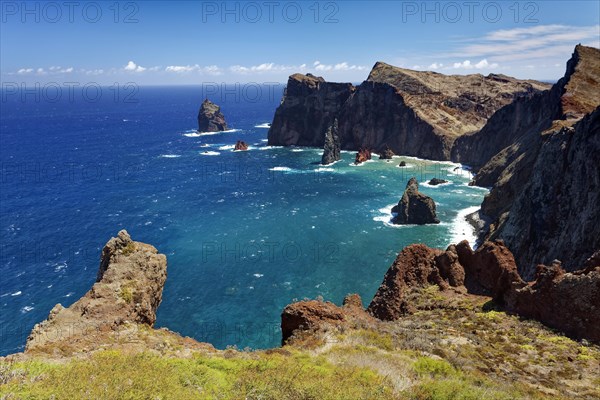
xmin=0 ymin=85 xmax=488 ymax=355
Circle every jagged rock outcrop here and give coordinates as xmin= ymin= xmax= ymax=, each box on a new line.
xmin=26 ymin=230 xmax=167 ymax=352
xmin=453 ymin=45 xmax=600 ymax=278
xmin=354 ymin=148 xmax=372 ymax=164
xmin=234 ymin=140 xmax=248 ymax=151
xmin=391 ymin=178 xmax=440 ymax=224
xmin=281 ymin=294 xmax=372 ymax=345
xmin=366 ymin=240 xmax=600 ymax=343
xmin=198 ymin=99 xmax=228 ymax=132
xmin=268 ymin=63 xmax=549 ymax=160
xmin=507 ymin=254 xmax=600 ymax=342
xmin=321 ymin=118 xmax=340 ymax=165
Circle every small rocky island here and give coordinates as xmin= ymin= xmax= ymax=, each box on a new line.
xmin=354 ymin=148 xmax=372 ymax=164
xmin=234 ymin=140 xmax=248 ymax=151
xmin=197 ymin=99 xmax=228 ymax=132
xmin=428 ymin=178 xmax=448 ymax=185
xmin=392 ymin=177 xmax=440 ymax=224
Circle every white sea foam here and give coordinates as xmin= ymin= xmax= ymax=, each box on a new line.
xmin=253 ymin=273 xmax=264 ymax=278
xmin=291 ymin=148 xmax=304 ymax=152
xmin=259 ymin=146 xmax=283 ymax=151
xmin=54 ymin=263 xmax=67 ymax=272
xmin=255 ymin=123 xmax=271 ymax=128
xmin=200 ymin=151 xmax=220 ymax=156
xmin=159 ymin=154 xmax=181 ymax=158
xmin=269 ymin=166 xmax=293 ymax=172
xmin=448 ymin=205 xmax=481 ymax=248
xmin=11 ymin=291 xmax=22 ymax=296
xmin=261 ymin=139 xmax=268 ymax=142
xmin=314 ymin=167 xmax=335 ymax=173
xmin=183 ymin=128 xmax=241 ymax=137
xmin=218 ymin=145 xmax=235 ymax=150
xmin=21 ymin=306 xmax=34 ymax=313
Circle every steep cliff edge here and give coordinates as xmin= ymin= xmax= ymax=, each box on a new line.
xmin=455 ymin=45 xmax=600 ymax=278
xmin=268 ymin=63 xmax=549 ymax=160
xmin=25 ymin=230 xmax=169 ymax=353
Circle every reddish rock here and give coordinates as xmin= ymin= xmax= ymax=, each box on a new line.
xmin=281 ymin=300 xmax=346 ymax=345
xmin=455 ymin=240 xmax=525 ymax=301
xmin=367 ymin=244 xmax=445 ymax=320
xmin=507 ymin=257 xmax=600 ymax=343
xmin=234 ymin=140 xmax=248 ymax=151
xmin=435 ymin=245 xmax=465 ymax=287
xmin=354 ymin=148 xmax=372 ymax=164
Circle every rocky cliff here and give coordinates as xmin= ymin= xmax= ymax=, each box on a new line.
xmin=198 ymin=99 xmax=228 ymax=132
xmin=454 ymin=45 xmax=600 ymax=278
xmin=26 ymin=230 xmax=168 ymax=352
xmin=268 ymin=63 xmax=549 ymax=160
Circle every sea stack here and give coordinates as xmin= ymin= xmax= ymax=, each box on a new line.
xmin=234 ymin=140 xmax=249 ymax=151
xmin=198 ymin=99 xmax=228 ymax=132
xmin=391 ymin=177 xmax=440 ymax=224
xmin=321 ymin=118 xmax=341 ymax=165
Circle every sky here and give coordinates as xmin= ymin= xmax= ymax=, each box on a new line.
xmin=1 ymin=1 xmax=599 ymax=85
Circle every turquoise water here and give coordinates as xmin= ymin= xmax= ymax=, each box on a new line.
xmin=0 ymin=87 xmax=487 ymax=353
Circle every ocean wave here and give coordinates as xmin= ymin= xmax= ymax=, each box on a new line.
xmin=218 ymin=145 xmax=235 ymax=150
xmin=159 ymin=154 xmax=181 ymax=158
xmin=448 ymin=205 xmax=481 ymax=248
xmin=314 ymin=167 xmax=335 ymax=173
xmin=253 ymin=273 xmax=264 ymax=278
xmin=259 ymin=146 xmax=283 ymax=151
xmin=200 ymin=151 xmax=220 ymax=156
xmin=21 ymin=306 xmax=34 ymax=313
xmin=269 ymin=166 xmax=294 ymax=172
xmin=255 ymin=123 xmax=271 ymax=128
xmin=291 ymin=148 xmax=304 ymax=152
xmin=11 ymin=291 xmax=22 ymax=296
xmin=183 ymin=128 xmax=241 ymax=137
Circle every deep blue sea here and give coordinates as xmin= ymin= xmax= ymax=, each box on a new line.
xmin=0 ymin=85 xmax=488 ymax=355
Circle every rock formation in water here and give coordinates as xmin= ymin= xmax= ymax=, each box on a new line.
xmin=379 ymin=147 xmax=395 ymax=160
xmin=198 ymin=99 xmax=228 ymax=132
xmin=268 ymin=63 xmax=549 ymax=160
xmin=26 ymin=230 xmax=167 ymax=352
xmin=234 ymin=140 xmax=248 ymax=151
xmin=321 ymin=118 xmax=341 ymax=165
xmin=452 ymin=45 xmax=600 ymax=279
xmin=354 ymin=148 xmax=372 ymax=164
xmin=391 ymin=178 xmax=440 ymax=224
xmin=428 ymin=178 xmax=448 ymax=185
xmin=366 ymin=240 xmax=599 ymax=343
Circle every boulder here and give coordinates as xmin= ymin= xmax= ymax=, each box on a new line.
xmin=234 ymin=140 xmax=248 ymax=151
xmin=354 ymin=148 xmax=372 ymax=164
xmin=378 ymin=147 xmax=395 ymax=160
xmin=391 ymin=178 xmax=440 ymax=224
xmin=428 ymin=178 xmax=448 ymax=185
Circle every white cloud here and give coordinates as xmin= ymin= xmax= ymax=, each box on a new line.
xmin=452 ymin=59 xmax=498 ymax=70
xmin=428 ymin=62 xmax=443 ymax=70
xmin=165 ymin=64 xmax=222 ymax=75
xmin=124 ymin=61 xmax=146 ymax=73
xmin=17 ymin=68 xmax=34 ymax=75
xmin=313 ymin=61 xmax=366 ymax=72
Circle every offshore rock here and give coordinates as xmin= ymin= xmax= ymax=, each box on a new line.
xmin=198 ymin=99 xmax=228 ymax=132
xmin=391 ymin=178 xmax=440 ymax=224
xmin=321 ymin=118 xmax=341 ymax=165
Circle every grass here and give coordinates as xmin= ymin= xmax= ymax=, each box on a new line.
xmin=0 ymin=349 xmax=395 ymax=400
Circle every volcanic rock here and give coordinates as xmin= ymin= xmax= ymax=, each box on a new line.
xmin=354 ymin=148 xmax=372 ymax=164
xmin=391 ymin=178 xmax=440 ymax=224
xmin=321 ymin=118 xmax=341 ymax=165
xmin=398 ymin=161 xmax=406 ymax=167
xmin=379 ymin=147 xmax=395 ymax=160
xmin=234 ymin=140 xmax=248 ymax=151
xmin=428 ymin=178 xmax=448 ymax=185
xmin=26 ymin=230 xmax=167 ymax=352
xmin=198 ymin=99 xmax=228 ymax=132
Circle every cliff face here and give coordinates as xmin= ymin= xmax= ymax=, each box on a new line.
xmin=458 ymin=45 xmax=600 ymax=278
xmin=268 ymin=63 xmax=549 ymax=160
xmin=26 ymin=230 xmax=167 ymax=352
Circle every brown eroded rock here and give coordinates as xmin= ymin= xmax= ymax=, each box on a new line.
xmin=234 ymin=140 xmax=248 ymax=151
xmin=26 ymin=230 xmax=167 ymax=352
xmin=507 ymin=256 xmax=600 ymax=342
xmin=378 ymin=147 xmax=395 ymax=160
xmin=281 ymin=294 xmax=371 ymax=345
xmin=354 ymin=148 xmax=372 ymax=164
xmin=455 ymin=240 xmax=525 ymax=301
xmin=367 ymin=244 xmax=445 ymax=320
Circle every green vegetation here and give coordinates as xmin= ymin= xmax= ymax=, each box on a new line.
xmin=0 ymin=350 xmax=394 ymax=399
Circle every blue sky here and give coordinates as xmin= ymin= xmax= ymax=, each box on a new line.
xmin=1 ymin=1 xmax=599 ymax=84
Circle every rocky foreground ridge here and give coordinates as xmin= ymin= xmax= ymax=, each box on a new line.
xmin=268 ymin=62 xmax=549 ymax=160
xmin=3 ymin=231 xmax=599 ymax=398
